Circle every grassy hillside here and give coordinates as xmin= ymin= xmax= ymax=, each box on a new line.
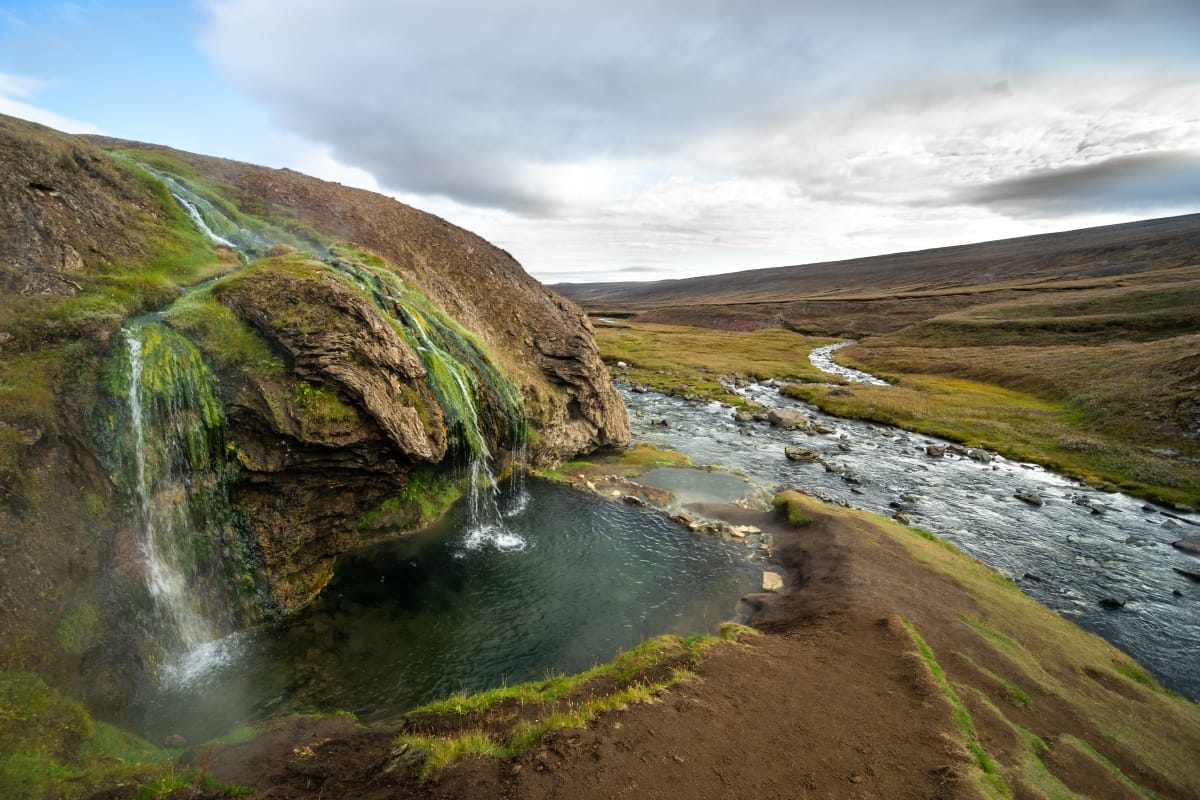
xmin=573 ymin=215 xmax=1199 ymax=506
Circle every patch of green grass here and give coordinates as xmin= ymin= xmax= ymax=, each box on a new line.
xmin=163 ymin=289 xmax=285 ymax=378
xmin=959 ymin=653 xmax=1032 ymax=709
xmin=412 ymin=633 xmax=710 ymax=717
xmin=1111 ymin=661 xmax=1180 ymax=698
xmin=395 ymin=729 xmax=507 ymax=779
xmin=771 ymin=490 xmax=814 ymax=527
xmin=396 ymin=631 xmax=737 ymax=779
xmin=612 ymin=442 xmax=692 ymax=469
xmin=596 ymin=322 xmax=838 ymax=406
xmin=907 ymin=527 xmax=968 ymax=556
xmin=1061 ymin=735 xmax=1158 ymax=800
xmin=897 ymin=618 xmax=1009 ymax=798
xmin=291 ymin=380 xmax=361 ymax=437
xmin=0 ymin=670 xmax=229 ymax=799
xmin=56 ymin=601 xmax=100 ymax=657
xmin=542 ymin=443 xmax=692 ymax=481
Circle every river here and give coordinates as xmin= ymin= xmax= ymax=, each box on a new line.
xmin=620 ymin=381 xmax=1200 ymax=701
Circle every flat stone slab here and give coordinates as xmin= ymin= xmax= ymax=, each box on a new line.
xmin=762 ymin=571 xmax=784 ymax=592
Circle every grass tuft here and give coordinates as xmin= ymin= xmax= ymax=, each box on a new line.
xmin=897 ymin=617 xmax=1009 ymax=798
xmin=771 ymin=490 xmax=814 ymax=527
xmin=398 ymin=633 xmax=718 ymax=780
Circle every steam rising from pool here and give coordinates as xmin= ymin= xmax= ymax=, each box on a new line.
xmin=134 ymin=477 xmax=759 ymax=743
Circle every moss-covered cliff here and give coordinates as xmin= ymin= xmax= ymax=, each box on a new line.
xmin=0 ymin=113 xmax=629 ymax=715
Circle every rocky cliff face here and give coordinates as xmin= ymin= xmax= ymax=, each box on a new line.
xmin=0 ymin=114 xmax=628 ymax=710
xmin=87 ymin=137 xmax=629 ymax=462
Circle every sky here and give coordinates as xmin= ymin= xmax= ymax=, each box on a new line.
xmin=1 ymin=1 xmax=1198 ymax=284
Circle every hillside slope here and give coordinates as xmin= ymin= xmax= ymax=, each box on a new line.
xmin=0 ymin=114 xmax=628 ymax=716
xmin=557 ymin=214 xmax=1200 ymax=320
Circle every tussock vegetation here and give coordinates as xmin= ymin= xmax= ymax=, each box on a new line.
xmin=815 ymin=274 xmax=1200 ymax=506
xmin=596 ymin=322 xmax=837 ymax=405
xmin=395 ymin=629 xmax=749 ymax=780
xmin=771 ymin=490 xmax=814 ymax=527
xmin=541 ymin=441 xmax=691 ymax=481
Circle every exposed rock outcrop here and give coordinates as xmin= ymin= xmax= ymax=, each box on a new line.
xmin=0 ymin=114 xmax=630 ymax=709
xmin=86 ymin=135 xmax=630 ymax=463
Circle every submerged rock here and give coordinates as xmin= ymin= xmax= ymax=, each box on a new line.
xmin=1172 ymin=536 xmax=1200 ymax=556
xmin=1014 ymin=489 xmax=1044 ymax=507
xmin=1099 ymin=597 xmax=1127 ymax=610
xmin=967 ymin=449 xmax=993 ymax=463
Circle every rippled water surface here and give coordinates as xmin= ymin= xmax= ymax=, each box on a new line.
xmin=137 ymin=477 xmax=759 ymax=742
xmin=623 ymin=383 xmax=1200 ymax=701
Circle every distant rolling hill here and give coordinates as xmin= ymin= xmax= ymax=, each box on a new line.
xmin=556 ymin=213 xmax=1200 ymax=335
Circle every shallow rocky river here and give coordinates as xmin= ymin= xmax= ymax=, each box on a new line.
xmin=621 ymin=381 xmax=1200 ymax=701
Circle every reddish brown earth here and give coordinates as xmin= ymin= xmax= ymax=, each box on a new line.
xmin=174 ymin=498 xmax=1200 ymax=800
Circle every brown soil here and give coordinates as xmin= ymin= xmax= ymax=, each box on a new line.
xmin=178 ymin=499 xmax=1200 ymax=799
xmin=555 ymin=213 xmax=1200 ymax=336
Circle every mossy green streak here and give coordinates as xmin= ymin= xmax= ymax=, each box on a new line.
xmin=329 ymin=254 xmax=525 ymax=460
xmin=100 ymin=321 xmax=262 ymax=658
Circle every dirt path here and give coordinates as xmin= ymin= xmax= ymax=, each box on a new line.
xmin=193 ymin=499 xmax=1200 ymax=799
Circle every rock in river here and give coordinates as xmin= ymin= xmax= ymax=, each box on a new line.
xmin=768 ymin=408 xmax=809 ymax=430
xmin=1172 ymin=536 xmax=1200 ymax=556
xmin=785 ymin=446 xmax=822 ymax=463
xmin=1014 ymin=489 xmax=1044 ymax=507
xmin=762 ymin=571 xmax=785 ymax=592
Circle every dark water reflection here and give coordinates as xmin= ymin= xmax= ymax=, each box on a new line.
xmin=137 ymin=477 xmax=758 ymax=742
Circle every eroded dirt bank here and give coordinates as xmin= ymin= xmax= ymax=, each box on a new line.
xmin=175 ymin=496 xmax=1200 ymax=800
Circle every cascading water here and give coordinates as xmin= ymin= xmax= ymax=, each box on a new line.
xmin=134 ymin=164 xmax=272 ymax=259
xmin=106 ymin=321 xmax=258 ymax=681
xmin=172 ymin=193 xmax=237 ymax=250
xmin=503 ymin=442 xmax=532 ymax=518
xmin=330 ymin=258 xmax=528 ymax=548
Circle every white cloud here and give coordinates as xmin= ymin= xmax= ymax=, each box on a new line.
xmin=199 ymin=0 xmax=1200 ymax=282
xmin=0 ymin=71 xmax=103 ymax=134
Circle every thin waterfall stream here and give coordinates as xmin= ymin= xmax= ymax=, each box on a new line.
xmin=123 ymin=330 xmax=213 ymax=653
xmin=105 ymin=320 xmax=259 ymax=684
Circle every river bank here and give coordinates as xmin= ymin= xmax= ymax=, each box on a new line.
xmin=172 ymin=468 xmax=1200 ymax=799
xmin=623 ymin=380 xmax=1200 ymax=702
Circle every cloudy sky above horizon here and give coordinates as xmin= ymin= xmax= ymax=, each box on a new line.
xmin=2 ymin=1 xmax=1198 ymax=283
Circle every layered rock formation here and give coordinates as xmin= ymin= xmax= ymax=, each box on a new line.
xmin=0 ymin=113 xmax=628 ymax=709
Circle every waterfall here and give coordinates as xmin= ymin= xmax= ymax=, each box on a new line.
xmin=108 ymin=321 xmax=256 ymax=679
xmin=172 ymin=192 xmax=237 ymax=250
xmin=503 ymin=442 xmax=531 ymax=519
xmin=135 ymin=165 xmax=271 ymax=259
xmin=330 ymin=258 xmax=527 ymax=547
